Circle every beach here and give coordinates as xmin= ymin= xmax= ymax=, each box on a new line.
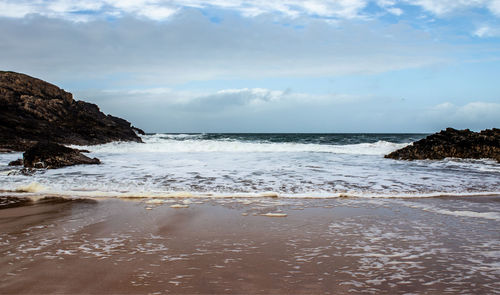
xmin=1 ymin=133 xmax=499 ymax=294
xmin=1 ymin=195 xmax=499 ymax=294
xmin=2 ymin=1 xmax=500 ymax=293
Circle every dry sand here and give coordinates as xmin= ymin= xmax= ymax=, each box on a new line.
xmin=0 ymin=195 xmax=499 ymax=294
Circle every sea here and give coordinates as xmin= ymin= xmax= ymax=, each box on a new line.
xmin=1 ymin=133 xmax=499 ymax=199
xmin=2 ymin=133 xmax=500 ymax=293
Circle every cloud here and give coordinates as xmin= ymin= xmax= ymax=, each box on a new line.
xmin=73 ymin=86 xmax=372 ymax=132
xmin=73 ymin=87 xmax=500 ymax=133
xmin=404 ymin=0 xmax=500 ymax=17
xmin=197 ymin=88 xmax=284 ymax=109
xmin=1 ymin=0 xmax=500 ymax=22
xmin=0 ymin=11 xmax=449 ymax=86
xmin=423 ymin=101 xmax=500 ymax=130
xmin=490 ymin=0 xmax=500 ymax=15
xmin=91 ymin=87 xmax=363 ymax=110
xmin=184 ymin=88 xmax=364 ymax=111
xmin=0 ymin=0 xmax=371 ymax=21
xmin=474 ymin=25 xmax=500 ymax=37
xmin=0 ymin=2 xmax=36 ymax=18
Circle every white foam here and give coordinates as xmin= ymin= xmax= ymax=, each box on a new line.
xmin=77 ymin=136 xmax=408 ymax=156
xmin=15 ymin=182 xmax=49 ymax=193
xmin=3 ymin=133 xmax=498 ymax=199
xmin=405 ymin=203 xmax=500 ymax=221
xmin=2 ymin=188 xmax=500 ymax=201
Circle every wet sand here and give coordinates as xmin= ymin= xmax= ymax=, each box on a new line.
xmin=0 ymin=196 xmax=499 ymax=294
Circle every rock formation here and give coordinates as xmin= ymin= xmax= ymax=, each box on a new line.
xmin=385 ymin=128 xmax=500 ymax=162
xmin=0 ymin=71 xmax=144 ymax=151
xmin=23 ymin=142 xmax=100 ymax=169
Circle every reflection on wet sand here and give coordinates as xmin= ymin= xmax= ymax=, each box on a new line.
xmin=0 ymin=196 xmax=499 ymax=294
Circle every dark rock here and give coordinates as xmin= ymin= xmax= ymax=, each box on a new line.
xmin=8 ymin=168 xmax=36 ymax=176
xmin=132 ymin=127 xmax=146 ymax=135
xmin=23 ymin=142 xmax=100 ymax=169
xmin=0 ymin=71 xmax=145 ymax=151
xmin=385 ymin=128 xmax=500 ymax=162
xmin=8 ymin=158 xmax=23 ymax=166
xmin=76 ymin=149 xmax=91 ymax=153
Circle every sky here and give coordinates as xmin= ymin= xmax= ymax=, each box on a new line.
xmin=1 ymin=0 xmax=499 ymax=133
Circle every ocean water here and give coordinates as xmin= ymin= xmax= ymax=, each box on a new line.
xmin=1 ymin=133 xmax=499 ymax=199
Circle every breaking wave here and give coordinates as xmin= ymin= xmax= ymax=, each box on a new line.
xmin=78 ymin=135 xmax=409 ymax=156
xmin=1 ymin=133 xmax=498 ymax=200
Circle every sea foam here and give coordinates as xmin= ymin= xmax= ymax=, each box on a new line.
xmin=2 ymin=133 xmax=499 ymax=200
xmin=76 ymin=136 xmax=409 ymax=156
xmin=16 ymin=182 xmax=49 ymax=193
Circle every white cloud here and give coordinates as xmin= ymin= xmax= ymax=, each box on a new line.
xmin=487 ymin=0 xmax=500 ymax=16
xmin=455 ymin=102 xmax=500 ymax=121
xmin=0 ymin=2 xmax=35 ymax=18
xmin=137 ymin=5 xmax=178 ymax=21
xmin=386 ymin=7 xmax=403 ymax=15
xmin=404 ymin=0 xmax=500 ymax=16
xmin=405 ymin=0 xmax=482 ymax=15
xmin=0 ymin=0 xmax=370 ymax=21
xmin=376 ymin=0 xmax=403 ymax=15
xmin=473 ymin=25 xmax=500 ymax=37
xmin=424 ymin=101 xmax=500 ymax=129
xmin=2 ymin=0 xmax=500 ymax=22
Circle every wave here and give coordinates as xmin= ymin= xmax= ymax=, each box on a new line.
xmin=5 ymin=183 xmax=500 ymax=200
xmin=77 ymin=136 xmax=409 ymax=155
xmin=148 ymin=133 xmax=206 ymax=140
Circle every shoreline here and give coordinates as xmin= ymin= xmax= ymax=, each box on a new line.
xmin=1 ymin=195 xmax=499 ymax=294
xmin=2 ymin=182 xmax=500 ymax=201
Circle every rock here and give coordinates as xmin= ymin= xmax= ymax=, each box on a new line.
xmin=8 ymin=158 xmax=23 ymax=166
xmin=23 ymin=142 xmax=101 ymax=169
xmin=385 ymin=128 xmax=500 ymax=162
xmin=7 ymin=168 xmax=36 ymax=176
xmin=0 ymin=71 xmax=144 ymax=151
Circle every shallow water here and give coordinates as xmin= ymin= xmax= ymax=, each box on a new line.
xmin=0 ymin=196 xmax=499 ymax=294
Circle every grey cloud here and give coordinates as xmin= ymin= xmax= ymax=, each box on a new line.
xmin=73 ymin=87 xmax=400 ymax=133
xmin=0 ymin=10 xmax=449 ymax=87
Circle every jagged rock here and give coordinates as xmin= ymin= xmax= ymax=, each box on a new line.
xmin=385 ymin=128 xmax=500 ymax=162
xmin=23 ymin=142 xmax=100 ymax=169
xmin=0 ymin=71 xmax=144 ymax=151
xmin=8 ymin=158 xmax=23 ymax=166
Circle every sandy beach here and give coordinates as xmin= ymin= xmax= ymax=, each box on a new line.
xmin=1 ymin=195 xmax=499 ymax=294
xmin=2 ymin=0 xmax=500 ymax=293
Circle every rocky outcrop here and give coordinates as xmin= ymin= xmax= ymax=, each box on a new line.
xmin=0 ymin=71 xmax=144 ymax=151
xmin=23 ymin=142 xmax=100 ymax=169
xmin=385 ymin=128 xmax=500 ymax=162
xmin=8 ymin=159 xmax=23 ymax=166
